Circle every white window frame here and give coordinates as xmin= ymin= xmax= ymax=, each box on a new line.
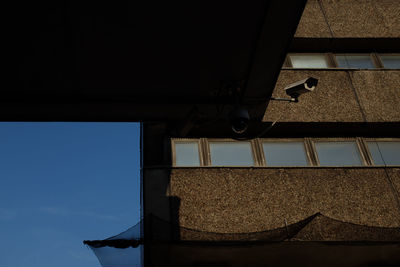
xmin=362 ymin=138 xmax=400 ymax=166
xmin=311 ymin=138 xmax=369 ymax=167
xmin=171 ymin=138 xmax=205 ymax=167
xmin=285 ymin=53 xmax=334 ymax=69
xmin=377 ymin=53 xmax=400 ymax=69
xmin=258 ymin=138 xmax=314 ymax=167
xmin=206 ymin=138 xmax=261 ymax=167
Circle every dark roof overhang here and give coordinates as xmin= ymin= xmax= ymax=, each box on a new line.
xmin=2 ymin=1 xmax=306 ymax=122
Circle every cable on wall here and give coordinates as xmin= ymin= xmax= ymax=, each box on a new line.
xmin=232 ymin=101 xmax=293 ymax=141
xmin=374 ymin=141 xmax=400 ymax=221
xmin=346 ymin=71 xmax=368 ymax=123
xmin=317 ymin=0 xmax=334 ymax=38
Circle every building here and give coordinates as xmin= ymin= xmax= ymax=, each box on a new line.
xmin=6 ymin=0 xmax=399 ymax=266
xmin=5 ymin=1 xmax=308 ymax=266
xmin=142 ymin=0 xmax=400 ymax=266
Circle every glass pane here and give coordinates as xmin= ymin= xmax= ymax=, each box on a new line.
xmin=263 ymin=142 xmax=308 ymax=166
xmin=367 ymin=141 xmax=400 ymax=166
xmin=315 ymin=141 xmax=363 ymax=166
xmin=336 ymin=55 xmax=375 ymax=69
xmin=175 ymin=142 xmax=200 ymax=166
xmin=210 ymin=142 xmax=254 ymax=166
xmin=290 ymin=54 xmax=329 ymax=68
xmin=380 ymin=55 xmax=400 ymax=69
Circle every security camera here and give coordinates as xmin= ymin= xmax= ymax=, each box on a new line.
xmin=230 ymin=106 xmax=250 ymax=134
xmin=284 ymin=77 xmax=318 ymax=99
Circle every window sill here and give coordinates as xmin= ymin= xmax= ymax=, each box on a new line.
xmin=281 ymin=67 xmax=400 ymax=71
xmin=171 ymin=165 xmax=400 ymax=169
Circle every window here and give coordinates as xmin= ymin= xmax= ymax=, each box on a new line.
xmin=335 ymin=54 xmax=375 ymax=69
xmin=379 ymin=55 xmax=400 ymax=69
xmin=288 ymin=54 xmax=330 ymax=68
xmin=285 ymin=53 xmax=398 ymax=69
xmin=172 ymin=138 xmax=399 ymax=167
xmin=209 ymin=141 xmax=254 ymax=166
xmin=314 ymin=141 xmax=363 ymax=166
xmin=367 ymin=141 xmax=400 ymax=166
xmin=262 ymin=141 xmax=309 ymax=166
xmin=174 ymin=141 xmax=201 ymax=166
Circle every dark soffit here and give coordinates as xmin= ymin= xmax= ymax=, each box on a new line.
xmin=2 ymin=1 xmax=306 ymax=121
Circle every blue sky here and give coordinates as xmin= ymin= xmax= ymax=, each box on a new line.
xmin=0 ymin=122 xmax=141 ymax=267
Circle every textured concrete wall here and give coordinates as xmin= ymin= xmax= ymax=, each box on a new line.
xmin=388 ymin=168 xmax=400 ymax=200
xmin=295 ymin=0 xmax=400 ymax=38
xmin=295 ymin=0 xmax=332 ymax=38
xmin=350 ymin=71 xmax=400 ymax=122
xmin=168 ymin=168 xmax=400 ymax=235
xmin=263 ymin=70 xmax=400 ymax=123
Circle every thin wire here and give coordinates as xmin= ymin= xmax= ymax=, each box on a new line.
xmin=233 ymin=100 xmax=292 ymax=141
xmin=374 ymin=141 xmax=400 ymax=220
xmin=346 ymin=71 xmax=368 ymax=122
xmin=317 ymin=0 xmax=334 ymax=38
xmin=284 ymin=218 xmax=289 ymax=238
xmin=256 ymin=101 xmax=291 ymax=138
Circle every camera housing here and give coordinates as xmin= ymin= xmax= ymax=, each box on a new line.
xmin=230 ymin=106 xmax=250 ymax=134
xmin=284 ymin=77 xmax=318 ymax=99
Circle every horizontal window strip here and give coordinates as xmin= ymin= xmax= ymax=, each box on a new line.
xmin=285 ymin=53 xmax=400 ymax=69
xmin=171 ymin=138 xmax=400 ymax=167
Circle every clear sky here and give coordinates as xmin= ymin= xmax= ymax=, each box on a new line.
xmin=0 ymin=122 xmax=141 ymax=267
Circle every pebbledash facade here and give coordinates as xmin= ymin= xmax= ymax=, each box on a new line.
xmin=142 ymin=1 xmax=400 ymax=266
